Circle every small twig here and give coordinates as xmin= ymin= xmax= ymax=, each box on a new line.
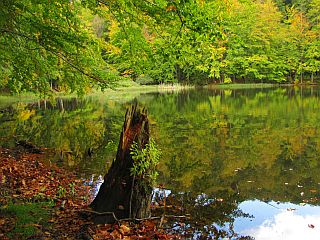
xmin=119 ymin=216 xmax=161 ymax=222
xmin=86 ymin=227 xmax=95 ymax=240
xmin=80 ymin=209 xmax=189 ymax=223
xmin=159 ymin=215 xmax=165 ymax=228
xmin=263 ymin=201 xmax=281 ymax=210
xmin=81 ymin=209 xmax=119 ymax=222
xmin=119 ymin=215 xmax=189 ymax=222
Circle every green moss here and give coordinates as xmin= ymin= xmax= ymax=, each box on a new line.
xmin=2 ymin=201 xmax=54 ymax=239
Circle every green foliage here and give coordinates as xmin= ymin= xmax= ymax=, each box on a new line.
xmin=223 ymin=77 xmax=232 ymax=84
xmin=69 ymin=183 xmax=76 ymax=196
xmin=57 ymin=186 xmax=67 ymax=198
xmin=0 ymin=0 xmax=119 ymax=95
xmin=130 ymin=138 xmax=161 ymax=186
xmin=100 ymin=0 xmax=320 ymax=84
xmin=135 ymin=75 xmax=156 ymax=85
xmin=57 ymin=183 xmax=76 ymax=198
xmin=1 ymin=0 xmax=319 ymax=91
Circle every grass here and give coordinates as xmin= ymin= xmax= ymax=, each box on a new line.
xmin=0 ymin=94 xmax=39 ymax=108
xmin=1 ymin=201 xmax=54 ymax=239
xmin=0 ymin=80 xmax=159 ymax=108
xmin=206 ymin=83 xmax=276 ymax=89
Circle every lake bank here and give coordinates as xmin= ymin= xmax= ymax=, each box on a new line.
xmin=0 ymin=146 xmax=181 ymax=239
xmin=0 ymin=82 xmax=279 ymax=108
xmin=0 ymin=146 xmax=94 ymax=239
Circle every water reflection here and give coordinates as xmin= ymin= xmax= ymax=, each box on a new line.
xmin=1 ymin=86 xmax=320 ymax=238
xmin=0 ymin=97 xmax=122 ymax=174
xmin=152 ymin=189 xmax=254 ymax=239
xmin=237 ymin=201 xmax=320 ymax=240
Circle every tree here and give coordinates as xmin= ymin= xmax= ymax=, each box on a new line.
xmin=1 ymin=0 xmax=319 ymax=90
xmin=0 ymin=0 xmax=119 ymax=95
xmin=91 ymin=104 xmax=160 ymax=223
xmin=305 ymin=0 xmax=320 ymax=82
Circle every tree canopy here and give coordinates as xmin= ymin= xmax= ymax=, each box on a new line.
xmin=0 ymin=0 xmax=319 ymax=94
xmin=0 ymin=0 xmax=119 ymax=95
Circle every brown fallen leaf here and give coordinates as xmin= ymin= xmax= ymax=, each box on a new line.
xmin=23 ymin=223 xmax=42 ymax=228
xmin=111 ymin=229 xmax=123 ymax=239
xmin=287 ymin=208 xmax=296 ymax=211
xmin=308 ymin=224 xmax=315 ymax=229
xmin=120 ymin=224 xmax=131 ymax=235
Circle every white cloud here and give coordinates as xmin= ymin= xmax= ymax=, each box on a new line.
xmin=243 ymin=210 xmax=320 ymax=240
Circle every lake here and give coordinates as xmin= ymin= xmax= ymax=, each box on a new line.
xmin=1 ymin=86 xmax=320 ymax=239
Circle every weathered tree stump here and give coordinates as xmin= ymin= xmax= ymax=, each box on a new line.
xmin=90 ymin=104 xmax=152 ymax=223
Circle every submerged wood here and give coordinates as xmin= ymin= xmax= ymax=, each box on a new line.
xmin=90 ymin=104 xmax=152 ymax=223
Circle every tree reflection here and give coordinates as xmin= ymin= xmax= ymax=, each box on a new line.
xmin=153 ymin=189 xmax=253 ymax=239
xmin=1 ymin=87 xmax=320 ymax=238
xmin=0 ymin=97 xmax=124 ymax=175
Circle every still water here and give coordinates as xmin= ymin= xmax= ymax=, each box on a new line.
xmin=1 ymin=87 xmax=320 ymax=239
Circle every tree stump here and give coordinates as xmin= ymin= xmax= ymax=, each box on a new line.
xmin=90 ymin=104 xmax=152 ymax=223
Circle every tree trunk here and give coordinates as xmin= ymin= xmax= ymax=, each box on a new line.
xmin=90 ymin=104 xmax=152 ymax=223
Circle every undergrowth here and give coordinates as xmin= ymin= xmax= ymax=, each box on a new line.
xmin=1 ymin=201 xmax=54 ymax=239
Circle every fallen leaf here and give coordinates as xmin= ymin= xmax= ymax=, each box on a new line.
xmin=308 ymin=224 xmax=315 ymax=229
xmin=120 ymin=224 xmax=131 ymax=234
xmin=111 ymin=229 xmax=122 ymax=239
xmin=1 ymin=175 xmax=6 ymax=184
xmin=287 ymin=208 xmax=296 ymax=211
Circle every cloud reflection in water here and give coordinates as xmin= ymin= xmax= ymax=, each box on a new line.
xmin=236 ymin=201 xmax=320 ymax=240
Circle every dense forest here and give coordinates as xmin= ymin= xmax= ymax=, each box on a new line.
xmin=1 ymin=0 xmax=320 ymax=94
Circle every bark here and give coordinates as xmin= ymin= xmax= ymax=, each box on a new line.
xmin=90 ymin=104 xmax=152 ymax=223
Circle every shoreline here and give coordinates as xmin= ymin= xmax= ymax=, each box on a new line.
xmin=0 ymin=146 xmax=180 ymax=239
xmin=1 ymin=82 xmax=319 ymax=108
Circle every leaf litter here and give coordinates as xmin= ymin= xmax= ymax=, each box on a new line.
xmin=0 ymin=147 xmax=182 ymax=239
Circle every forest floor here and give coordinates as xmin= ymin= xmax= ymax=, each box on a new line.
xmin=0 ymin=147 xmax=179 ymax=239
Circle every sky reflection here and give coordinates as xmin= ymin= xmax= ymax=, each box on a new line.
xmin=235 ymin=200 xmax=320 ymax=240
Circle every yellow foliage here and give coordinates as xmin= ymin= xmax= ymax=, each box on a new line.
xmin=197 ymin=0 xmax=205 ymax=6
xmin=109 ymin=20 xmax=119 ymax=38
xmin=18 ymin=109 xmax=36 ymax=122
xmin=106 ymin=43 xmax=122 ymax=55
xmin=224 ymin=89 xmax=232 ymax=96
xmin=196 ymin=102 xmax=210 ymax=112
